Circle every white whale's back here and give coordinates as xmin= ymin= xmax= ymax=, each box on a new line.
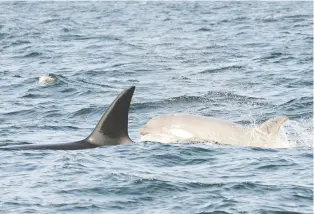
xmin=140 ymin=114 xmax=289 ymax=148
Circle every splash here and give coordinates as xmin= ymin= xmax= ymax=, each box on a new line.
xmin=241 ymin=115 xmax=309 ymax=148
xmin=281 ymin=119 xmax=313 ymax=148
xmin=274 ymin=125 xmax=295 ymax=148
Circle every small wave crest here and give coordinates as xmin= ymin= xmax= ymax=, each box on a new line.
xmin=261 ymin=14 xmax=280 ymax=23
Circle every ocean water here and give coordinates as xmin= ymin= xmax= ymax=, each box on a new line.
xmin=0 ymin=2 xmax=313 ymax=213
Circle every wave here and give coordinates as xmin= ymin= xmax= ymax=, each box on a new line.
xmin=22 ymin=52 xmax=42 ymax=58
xmin=199 ymin=65 xmax=244 ymax=74
xmin=132 ymin=90 xmax=265 ymax=111
xmin=196 ymin=27 xmax=212 ymax=32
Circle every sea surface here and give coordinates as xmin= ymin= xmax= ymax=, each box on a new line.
xmin=0 ymin=2 xmax=313 ymax=214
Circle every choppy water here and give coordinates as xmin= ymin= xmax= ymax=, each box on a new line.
xmin=0 ymin=2 xmax=313 ymax=213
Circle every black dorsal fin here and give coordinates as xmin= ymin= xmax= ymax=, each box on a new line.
xmin=86 ymin=86 xmax=135 ymax=145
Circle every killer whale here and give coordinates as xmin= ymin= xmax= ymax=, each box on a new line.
xmin=140 ymin=114 xmax=289 ymax=148
xmin=1 ymin=86 xmax=135 ymax=150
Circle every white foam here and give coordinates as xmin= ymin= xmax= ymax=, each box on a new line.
xmin=282 ymin=119 xmax=313 ymax=148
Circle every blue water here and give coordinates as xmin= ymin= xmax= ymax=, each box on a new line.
xmin=0 ymin=2 xmax=313 ymax=213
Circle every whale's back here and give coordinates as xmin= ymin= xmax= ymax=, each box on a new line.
xmin=140 ymin=114 xmax=247 ymax=144
xmin=140 ymin=114 xmax=289 ymax=148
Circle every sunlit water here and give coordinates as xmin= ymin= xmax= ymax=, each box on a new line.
xmin=0 ymin=2 xmax=312 ymax=213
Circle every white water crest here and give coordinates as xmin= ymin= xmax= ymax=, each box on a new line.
xmin=281 ymin=119 xmax=313 ymax=148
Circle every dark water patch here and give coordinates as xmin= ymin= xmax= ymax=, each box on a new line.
xmin=185 ymin=158 xmax=212 ymax=165
xmin=119 ymin=178 xmax=188 ymax=195
xmin=21 ymin=93 xmax=43 ymax=99
xmin=205 ymin=44 xmax=225 ymax=49
xmin=273 ymin=56 xmax=296 ymax=63
xmin=151 ymin=153 xmax=190 ymax=166
xmin=180 ymin=145 xmax=219 ymax=156
xmin=2 ymin=109 xmax=37 ymax=117
xmin=300 ymin=152 xmax=313 ymax=159
xmin=57 ymin=204 xmax=102 ymax=212
xmin=286 ymin=79 xmax=312 ymax=88
xmin=211 ymin=4 xmax=230 ymax=10
xmin=127 ymin=79 xmax=139 ymax=83
xmin=62 ymin=27 xmax=70 ymax=32
xmin=111 ymin=62 xmax=129 ymax=68
xmin=196 ymin=211 xmax=229 ymax=214
xmin=59 ymin=34 xmax=92 ymax=41
xmin=167 ymin=94 xmax=208 ymax=103
xmin=10 ymin=40 xmax=31 ymax=46
xmin=60 ymin=87 xmax=77 ymax=93
xmin=258 ymin=210 xmax=306 ymax=214
xmin=234 ymin=16 xmax=249 ymax=21
xmin=260 ymin=52 xmax=284 ymax=60
xmin=171 ymin=75 xmax=190 ymax=81
xmin=205 ymin=91 xmax=263 ymax=103
xmin=247 ymin=147 xmax=279 ymax=153
xmin=290 ymin=18 xmax=310 ymax=23
xmin=22 ymin=125 xmax=79 ymax=131
xmin=69 ymin=106 xmax=103 ymax=118
xmin=21 ymin=52 xmax=42 ymax=58
xmin=196 ymin=27 xmax=212 ymax=32
xmin=243 ymin=42 xmax=269 ymax=48
xmin=228 ymin=181 xmax=258 ymax=191
xmin=283 ymin=14 xmax=311 ymax=23
xmin=198 ymin=65 xmax=244 ymax=74
xmin=76 ymin=78 xmax=114 ymax=89
xmin=293 ymin=24 xmax=310 ymax=28
xmin=59 ymin=34 xmax=121 ymax=42
xmin=256 ymin=163 xmax=297 ymax=170
xmin=156 ymin=42 xmax=174 ymax=47
xmin=0 ymin=33 xmax=9 ymax=40
xmin=22 ymin=31 xmax=42 ymax=38
xmin=217 ymin=19 xmax=229 ymax=24
xmin=292 ymin=188 xmax=314 ymax=200
xmin=41 ymin=18 xmax=60 ymax=24
xmin=131 ymin=95 xmax=209 ymax=111
xmin=98 ymin=35 xmax=122 ymax=41
xmin=278 ymin=97 xmax=313 ymax=112
xmin=284 ymin=14 xmax=311 ymax=19
xmin=43 ymin=111 xmax=64 ymax=118
xmin=0 ymin=140 xmax=27 ymax=147
xmin=132 ymin=90 xmax=265 ymax=111
xmin=185 ymin=182 xmax=226 ymax=189
xmin=0 ymin=141 xmax=33 ymax=147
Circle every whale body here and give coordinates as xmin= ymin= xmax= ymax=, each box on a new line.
xmin=140 ymin=114 xmax=289 ymax=148
xmin=1 ymin=86 xmax=135 ymax=150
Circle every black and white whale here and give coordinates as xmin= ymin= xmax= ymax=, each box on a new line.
xmin=1 ymin=86 xmax=135 ymax=150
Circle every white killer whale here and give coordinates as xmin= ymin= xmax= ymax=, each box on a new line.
xmin=140 ymin=114 xmax=289 ymax=148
